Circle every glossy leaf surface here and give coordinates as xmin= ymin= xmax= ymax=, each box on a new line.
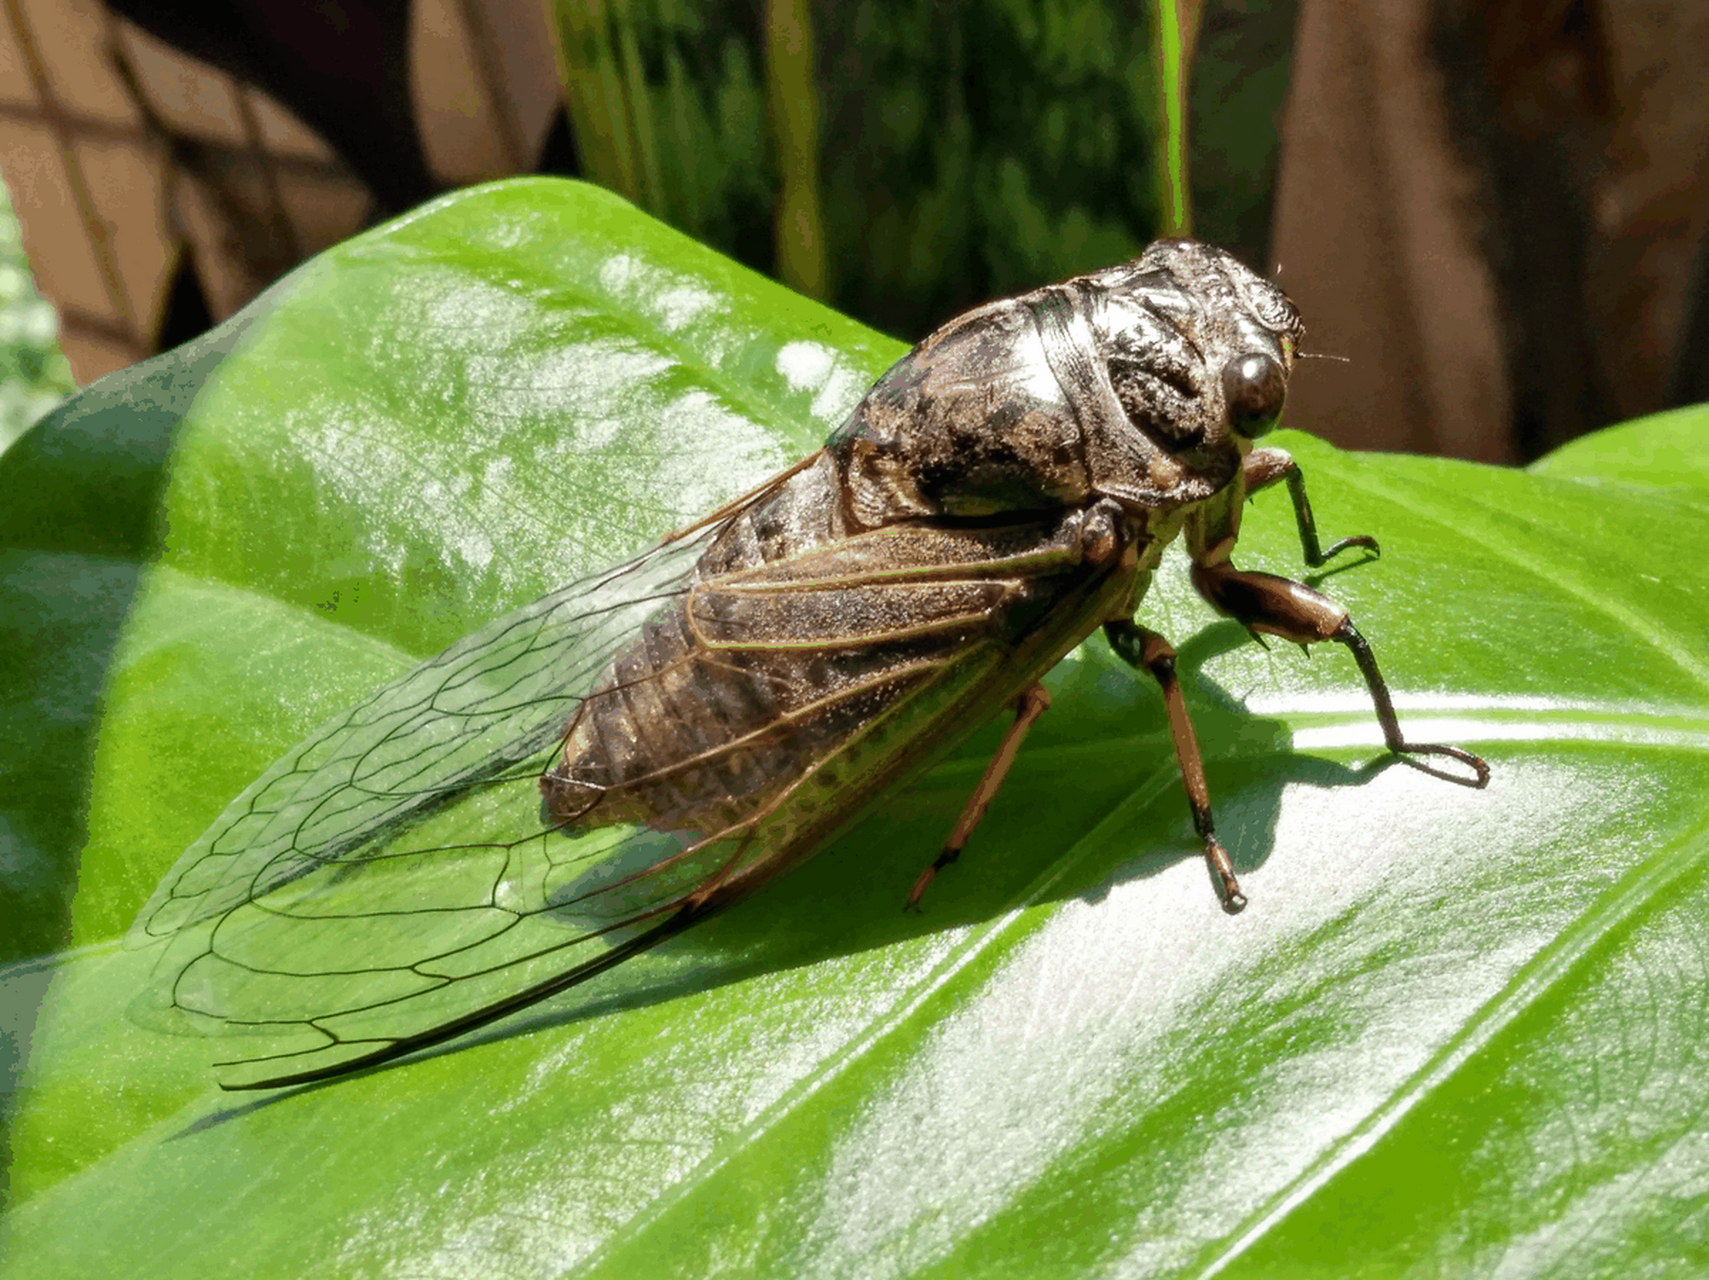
xmin=3 ymin=180 xmax=1708 ymax=1278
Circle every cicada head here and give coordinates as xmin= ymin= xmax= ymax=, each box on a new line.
xmin=1085 ymin=238 xmax=1303 ymax=466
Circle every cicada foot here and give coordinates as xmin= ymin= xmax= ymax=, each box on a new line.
xmin=906 ymin=848 xmax=959 ymax=913
xmin=1335 ymin=619 xmax=1491 ymax=788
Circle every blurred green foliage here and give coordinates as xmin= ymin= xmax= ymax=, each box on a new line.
xmin=0 ymin=2 xmax=1296 ymax=409
xmin=0 ymin=174 xmax=72 ymax=457
xmin=0 ymin=1 xmax=1296 ymax=444
xmin=553 ymin=0 xmax=779 ymax=274
xmin=549 ymin=0 xmax=1298 ymax=342
xmin=815 ymin=0 xmax=1164 ymax=333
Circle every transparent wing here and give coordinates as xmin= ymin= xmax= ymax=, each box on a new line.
xmin=127 ymin=527 xmax=740 ymax=1089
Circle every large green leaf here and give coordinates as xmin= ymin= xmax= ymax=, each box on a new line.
xmin=3 ymin=179 xmax=1707 ymax=1276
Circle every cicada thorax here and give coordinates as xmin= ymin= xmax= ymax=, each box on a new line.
xmin=830 ymin=238 xmax=1301 ymax=530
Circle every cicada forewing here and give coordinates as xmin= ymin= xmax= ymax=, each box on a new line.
xmin=126 ymin=527 xmax=744 ymax=1088
xmin=128 ymin=486 xmax=1126 ymax=1089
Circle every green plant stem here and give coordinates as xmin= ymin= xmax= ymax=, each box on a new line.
xmin=765 ymin=0 xmax=825 ymax=298
xmin=1153 ymin=0 xmax=1204 ymax=238
xmin=550 ymin=0 xmax=645 ymax=206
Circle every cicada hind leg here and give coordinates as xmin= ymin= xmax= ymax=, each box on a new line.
xmin=906 ymin=684 xmax=1054 ymax=911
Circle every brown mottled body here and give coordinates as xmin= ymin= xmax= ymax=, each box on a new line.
xmin=540 ymin=460 xmax=1157 ymax=894
xmin=141 ymin=240 xmax=1489 ymax=1091
xmin=541 ymin=240 xmax=1485 ymax=917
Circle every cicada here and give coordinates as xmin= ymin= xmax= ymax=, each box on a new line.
xmin=131 ymin=239 xmax=1489 ymax=1089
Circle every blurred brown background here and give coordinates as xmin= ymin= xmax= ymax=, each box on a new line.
xmin=1 ymin=0 xmax=1705 ymax=463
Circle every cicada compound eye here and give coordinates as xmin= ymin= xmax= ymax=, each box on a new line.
xmin=1222 ymin=352 xmax=1286 ymax=439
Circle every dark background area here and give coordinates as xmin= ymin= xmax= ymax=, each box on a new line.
xmin=4 ymin=0 xmax=1707 ymax=462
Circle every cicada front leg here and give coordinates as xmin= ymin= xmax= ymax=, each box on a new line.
xmin=1188 ymin=558 xmax=1490 ymax=789
xmin=1244 ymin=447 xmax=1379 ymax=568
xmin=1232 ymin=450 xmax=1489 ymax=785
